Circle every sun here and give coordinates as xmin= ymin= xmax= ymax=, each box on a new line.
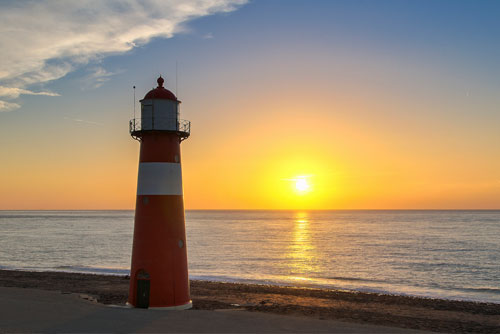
xmin=294 ymin=177 xmax=311 ymax=194
xmin=295 ymin=178 xmax=309 ymax=192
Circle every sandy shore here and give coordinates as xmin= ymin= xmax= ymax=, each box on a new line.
xmin=0 ymin=270 xmax=499 ymax=333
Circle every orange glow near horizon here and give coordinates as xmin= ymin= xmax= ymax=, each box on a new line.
xmin=1 ymin=56 xmax=499 ymax=210
xmin=1 ymin=97 xmax=500 ymax=210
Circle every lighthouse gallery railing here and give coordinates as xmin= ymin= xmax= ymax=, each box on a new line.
xmin=129 ymin=117 xmax=190 ymax=139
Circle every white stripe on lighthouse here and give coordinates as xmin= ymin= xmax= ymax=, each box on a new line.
xmin=137 ymin=162 xmax=183 ymax=195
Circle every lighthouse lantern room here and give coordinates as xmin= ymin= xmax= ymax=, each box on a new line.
xmin=130 ymin=76 xmax=190 ymax=140
xmin=128 ymin=76 xmax=191 ymax=309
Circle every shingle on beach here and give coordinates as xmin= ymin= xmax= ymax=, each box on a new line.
xmin=0 ymin=270 xmax=499 ymax=333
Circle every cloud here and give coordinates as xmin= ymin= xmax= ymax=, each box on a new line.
xmin=0 ymin=0 xmax=247 ymax=111
xmin=0 ymin=86 xmax=60 ymax=99
xmin=0 ymin=85 xmax=60 ymax=112
xmin=203 ymin=32 xmax=215 ymax=39
xmin=0 ymin=101 xmax=21 ymax=112
xmin=82 ymin=67 xmax=124 ymax=89
xmin=63 ymin=117 xmax=104 ymax=126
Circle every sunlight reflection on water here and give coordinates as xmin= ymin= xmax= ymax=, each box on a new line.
xmin=287 ymin=212 xmax=317 ymax=282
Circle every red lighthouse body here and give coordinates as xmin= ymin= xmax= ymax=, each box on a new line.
xmin=128 ymin=76 xmax=191 ymax=309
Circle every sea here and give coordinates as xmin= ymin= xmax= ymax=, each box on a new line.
xmin=0 ymin=210 xmax=499 ymax=304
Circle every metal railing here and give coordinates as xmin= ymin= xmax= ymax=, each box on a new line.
xmin=129 ymin=117 xmax=191 ymax=139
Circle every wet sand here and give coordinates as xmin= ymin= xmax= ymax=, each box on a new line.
xmin=0 ymin=270 xmax=499 ymax=333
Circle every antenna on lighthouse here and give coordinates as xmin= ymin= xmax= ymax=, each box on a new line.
xmin=175 ymin=60 xmax=178 ymax=96
xmin=133 ymin=85 xmax=136 ymax=119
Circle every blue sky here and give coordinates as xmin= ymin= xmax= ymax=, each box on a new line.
xmin=3 ymin=0 xmax=500 ymax=117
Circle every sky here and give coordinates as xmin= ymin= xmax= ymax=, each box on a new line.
xmin=0 ymin=0 xmax=499 ymax=210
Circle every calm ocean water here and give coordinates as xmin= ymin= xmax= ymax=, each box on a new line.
xmin=0 ymin=210 xmax=499 ymax=303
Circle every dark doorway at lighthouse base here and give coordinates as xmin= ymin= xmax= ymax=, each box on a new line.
xmin=136 ymin=279 xmax=150 ymax=308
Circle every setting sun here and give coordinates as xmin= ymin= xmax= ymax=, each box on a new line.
xmin=294 ymin=177 xmax=311 ymax=195
xmin=295 ymin=179 xmax=309 ymax=192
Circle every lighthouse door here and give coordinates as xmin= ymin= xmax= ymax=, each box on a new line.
xmin=136 ymin=270 xmax=150 ymax=308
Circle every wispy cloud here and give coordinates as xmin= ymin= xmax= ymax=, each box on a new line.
xmin=203 ymin=32 xmax=215 ymax=39
xmin=64 ymin=117 xmax=104 ymax=126
xmin=0 ymin=0 xmax=247 ymax=111
xmin=0 ymin=86 xmax=60 ymax=99
xmin=0 ymin=101 xmax=21 ymax=112
xmin=81 ymin=67 xmax=124 ymax=89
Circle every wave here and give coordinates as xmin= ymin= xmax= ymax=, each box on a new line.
xmin=53 ymin=265 xmax=130 ymax=275
xmin=0 ymin=264 xmax=129 ymax=276
xmin=456 ymin=286 xmax=500 ymax=294
xmin=320 ymin=275 xmax=388 ymax=284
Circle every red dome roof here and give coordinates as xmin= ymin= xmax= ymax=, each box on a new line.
xmin=142 ymin=76 xmax=179 ymax=101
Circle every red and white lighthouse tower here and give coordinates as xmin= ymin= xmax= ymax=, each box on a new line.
xmin=128 ymin=76 xmax=191 ymax=309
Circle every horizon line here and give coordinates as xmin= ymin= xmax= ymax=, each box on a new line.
xmin=1 ymin=208 xmax=500 ymax=212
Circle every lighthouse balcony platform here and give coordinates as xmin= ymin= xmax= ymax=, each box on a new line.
xmin=129 ymin=117 xmax=190 ymax=140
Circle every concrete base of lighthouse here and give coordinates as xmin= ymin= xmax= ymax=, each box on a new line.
xmin=125 ymin=300 xmax=192 ymax=310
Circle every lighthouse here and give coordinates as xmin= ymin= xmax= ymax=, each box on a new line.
xmin=128 ymin=76 xmax=191 ymax=309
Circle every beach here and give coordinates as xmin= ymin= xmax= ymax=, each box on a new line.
xmin=0 ymin=270 xmax=499 ymax=333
